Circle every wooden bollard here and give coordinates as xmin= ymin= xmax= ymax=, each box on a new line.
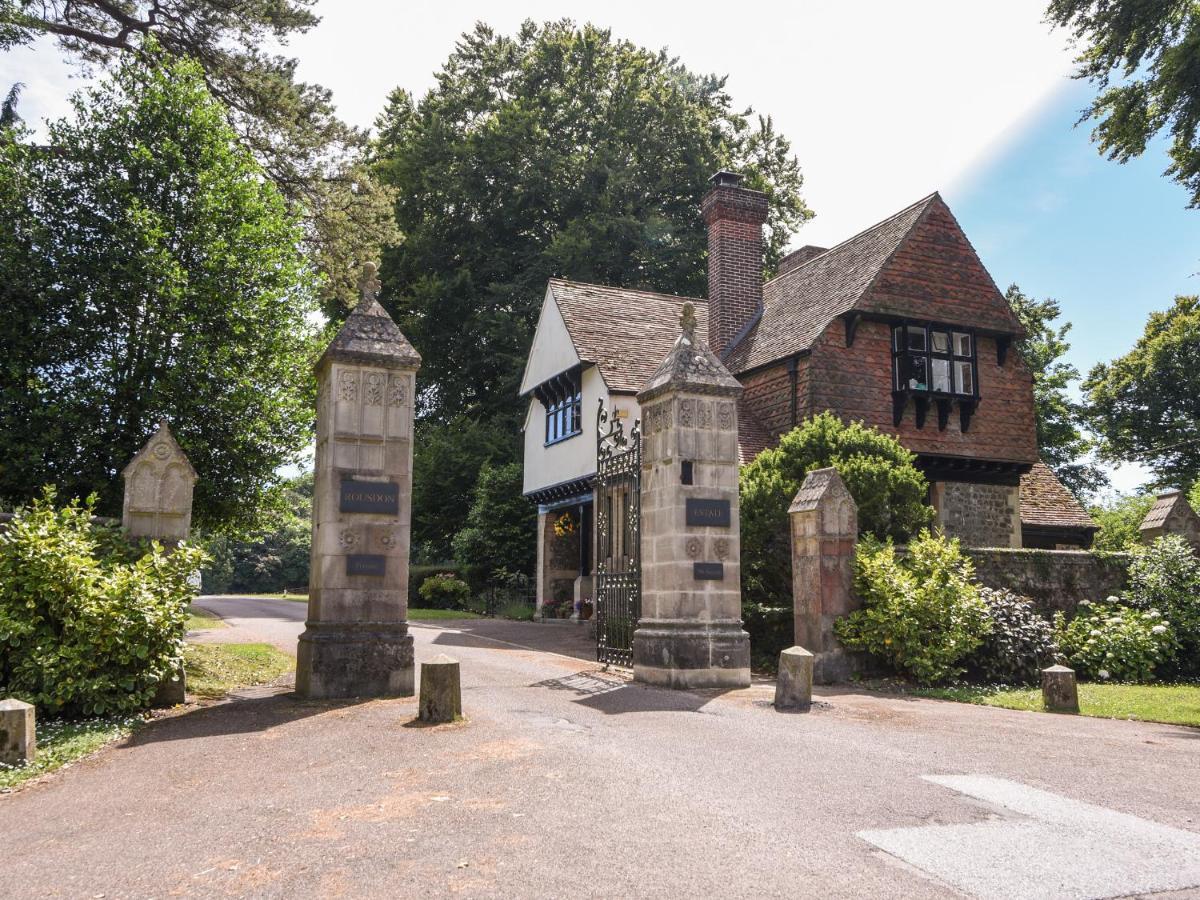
xmin=0 ymin=698 xmax=36 ymax=765
xmin=419 ymin=654 xmax=462 ymax=724
xmin=1042 ymin=664 xmax=1079 ymax=714
xmin=775 ymin=646 xmax=814 ymax=711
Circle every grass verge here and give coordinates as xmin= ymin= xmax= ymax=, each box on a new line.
xmin=0 ymin=714 xmax=144 ymax=792
xmin=186 ymin=605 xmax=225 ymax=631
xmin=409 ymin=608 xmax=482 ymax=620
xmin=184 ymin=642 xmax=295 ymax=700
xmin=911 ymin=681 xmax=1200 ymax=728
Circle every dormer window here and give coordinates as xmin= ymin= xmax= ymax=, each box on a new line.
xmin=536 ymin=367 xmax=583 ymax=445
xmin=892 ymin=322 xmax=979 ymax=431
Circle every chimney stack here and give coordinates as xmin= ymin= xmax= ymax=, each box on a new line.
xmin=701 ymin=171 xmax=769 ymax=357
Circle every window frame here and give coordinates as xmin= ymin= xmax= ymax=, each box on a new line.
xmin=891 ymin=322 xmax=979 ymax=401
xmin=539 ymin=368 xmax=584 ymax=446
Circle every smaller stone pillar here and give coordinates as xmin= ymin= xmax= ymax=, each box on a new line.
xmin=151 ymin=669 xmax=186 ymax=708
xmin=0 ymin=698 xmax=36 ymax=765
xmin=775 ymin=647 xmax=814 ymax=711
xmin=419 ymin=654 xmax=462 ymax=723
xmin=1042 ymin=665 xmax=1079 ymax=713
xmin=121 ymin=421 xmax=197 ymax=543
xmin=790 ymin=468 xmax=859 ymax=684
xmin=1139 ymin=489 xmax=1200 ymax=552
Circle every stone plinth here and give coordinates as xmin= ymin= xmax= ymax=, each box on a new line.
xmin=0 ymin=698 xmax=35 ymax=765
xmin=775 ymin=646 xmax=813 ymax=711
xmin=632 ymin=303 xmax=750 ymax=689
xmin=419 ymin=654 xmax=462 ymax=723
xmin=152 ymin=667 xmax=186 ymax=707
xmin=790 ymin=468 xmax=860 ymax=684
xmin=296 ymin=264 xmax=422 ymax=700
xmin=1042 ymin=664 xmax=1079 ymax=713
xmin=121 ymin=421 xmax=197 ymax=543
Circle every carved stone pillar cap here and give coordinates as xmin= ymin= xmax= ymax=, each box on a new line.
xmin=637 ymin=301 xmax=742 ymax=403
xmin=317 ymin=263 xmax=422 ymax=371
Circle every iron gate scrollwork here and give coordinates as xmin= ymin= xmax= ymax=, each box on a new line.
xmin=594 ymin=399 xmax=641 ymax=666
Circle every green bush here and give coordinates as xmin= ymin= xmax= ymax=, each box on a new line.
xmin=418 ymin=572 xmax=472 ymax=610
xmin=834 ymin=531 xmax=989 ymax=684
xmin=498 ymin=601 xmax=534 ymax=621
xmin=741 ymin=603 xmax=793 ymax=673
xmin=740 ymin=412 xmax=933 ymax=607
xmin=1055 ymin=599 xmax=1177 ymax=683
xmin=410 ymin=564 xmax=466 ymax=605
xmin=967 ymin=588 xmax=1059 ymax=685
xmin=1122 ymin=534 xmax=1200 ymax=675
xmin=1088 ymin=493 xmax=1156 ymax=552
xmin=0 ymin=489 xmax=206 ymax=717
xmin=452 ymin=461 xmax=536 ymax=584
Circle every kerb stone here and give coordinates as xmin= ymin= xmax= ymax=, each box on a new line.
xmin=0 ymin=698 xmax=36 ymax=765
xmin=1042 ymin=664 xmax=1079 ymax=713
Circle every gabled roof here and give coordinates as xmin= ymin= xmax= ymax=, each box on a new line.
xmin=723 ymin=194 xmax=938 ymax=373
xmin=1020 ymin=463 xmax=1096 ymax=531
xmin=1140 ymin=489 xmax=1200 ymax=532
xmin=548 ymin=279 xmax=705 ymax=393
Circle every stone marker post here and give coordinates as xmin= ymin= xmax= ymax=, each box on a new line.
xmin=121 ymin=421 xmax=197 ymax=543
xmin=632 ymin=303 xmax=750 ymax=689
xmin=296 ymin=263 xmax=422 ymax=699
xmin=1042 ymin=664 xmax=1079 ymax=714
xmin=0 ymin=698 xmax=35 ymax=765
xmin=775 ymin=647 xmax=814 ymax=711
xmin=418 ymin=654 xmax=462 ymax=724
xmin=789 ymin=468 xmax=860 ymax=684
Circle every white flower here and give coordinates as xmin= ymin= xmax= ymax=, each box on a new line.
xmin=1105 ymin=596 xmax=1120 ymax=604
xmin=1090 ymin=629 xmax=1102 ymax=637
xmin=1152 ymin=625 xmax=1168 ymax=635
xmin=1098 ymin=669 xmax=1111 ymax=680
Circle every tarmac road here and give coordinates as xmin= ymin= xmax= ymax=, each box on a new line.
xmin=2 ymin=596 xmax=1199 ymax=899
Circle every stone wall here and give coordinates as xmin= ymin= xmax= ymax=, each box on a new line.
xmin=934 ymin=480 xmax=1020 ymax=548
xmin=966 ymin=547 xmax=1131 ymax=616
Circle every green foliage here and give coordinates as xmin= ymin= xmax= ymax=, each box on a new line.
xmin=741 ymin=602 xmax=794 ymax=673
xmin=1055 ymin=599 xmax=1177 ymax=683
xmin=834 ymin=531 xmax=989 ymax=685
xmin=739 ymin=412 xmax=933 ymax=606
xmin=1045 ymin=1 xmax=1200 ymax=207
xmin=452 ymin=462 xmax=537 ymax=582
xmin=1084 ymin=296 xmax=1200 ymax=489
xmin=499 ymin=601 xmax=535 ymax=622
xmin=1124 ymin=535 xmax=1200 ymax=676
xmin=1005 ymin=284 xmax=1106 ymax=497
xmin=0 ymin=48 xmax=322 ymax=529
xmin=1089 ymin=493 xmax=1156 ymax=552
xmin=418 ymin=573 xmax=472 ymax=611
xmin=967 ymin=588 xmax=1060 ymax=685
xmin=0 ymin=488 xmax=206 ymax=717
xmin=374 ymin=19 xmax=811 ymax=427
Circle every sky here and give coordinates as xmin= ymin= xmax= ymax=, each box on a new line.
xmin=4 ymin=0 xmax=1196 ymax=494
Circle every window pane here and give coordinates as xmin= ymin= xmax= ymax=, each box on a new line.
xmin=907 ymin=326 xmax=927 ymax=351
xmin=907 ymin=354 xmax=928 ymax=391
xmin=893 ymin=326 xmax=904 ymax=352
xmin=894 ymin=357 xmax=904 ymax=391
xmin=953 ymin=332 xmax=971 ymax=357
xmin=931 ymin=331 xmax=950 ymax=354
xmin=955 ymin=360 xmax=974 ymax=395
xmin=932 ymin=358 xmax=951 ymax=392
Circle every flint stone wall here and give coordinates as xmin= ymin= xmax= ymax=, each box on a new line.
xmin=933 ymin=480 xmax=1020 ymax=548
xmin=965 ymin=547 xmax=1131 ymax=616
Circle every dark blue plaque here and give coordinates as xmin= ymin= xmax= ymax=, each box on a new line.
xmin=693 ymin=562 xmax=725 ymax=580
xmin=346 ymin=554 xmax=386 ymax=576
xmin=339 ymin=479 xmax=399 ymax=514
xmin=686 ymin=498 xmax=731 ymax=527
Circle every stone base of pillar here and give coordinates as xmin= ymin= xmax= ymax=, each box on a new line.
xmin=632 ymin=620 xmax=750 ymax=689
xmin=296 ymin=624 xmax=414 ymax=699
xmin=813 ymin=649 xmax=861 ymax=686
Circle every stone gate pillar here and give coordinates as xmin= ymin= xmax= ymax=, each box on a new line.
xmin=121 ymin=421 xmax=196 ymax=543
xmin=296 ymin=263 xmax=422 ymax=699
xmin=789 ymin=467 xmax=859 ymax=684
xmin=633 ymin=303 xmax=750 ymax=689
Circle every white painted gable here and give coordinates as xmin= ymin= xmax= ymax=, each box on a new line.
xmin=519 ymin=285 xmax=581 ymax=395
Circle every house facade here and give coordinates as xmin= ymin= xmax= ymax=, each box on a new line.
xmin=520 ymin=173 xmax=1096 ymax=612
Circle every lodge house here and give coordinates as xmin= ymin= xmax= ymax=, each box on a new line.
xmin=519 ymin=173 xmax=1096 ymax=613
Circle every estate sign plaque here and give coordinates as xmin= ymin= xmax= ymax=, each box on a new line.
xmin=339 ymin=479 xmax=399 ymax=515
xmin=346 ymin=554 xmax=387 ymax=576
xmin=685 ymin=498 xmax=731 ymax=528
xmin=693 ymin=562 xmax=725 ymax=581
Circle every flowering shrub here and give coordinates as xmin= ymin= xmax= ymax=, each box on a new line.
xmin=417 ymin=572 xmax=472 ymax=610
xmin=1123 ymin=536 xmax=1200 ymax=676
xmin=966 ymin=588 xmax=1059 ymax=685
xmin=0 ymin=488 xmax=206 ymax=717
xmin=834 ymin=530 xmax=989 ymax=684
xmin=1055 ymin=599 xmax=1178 ymax=683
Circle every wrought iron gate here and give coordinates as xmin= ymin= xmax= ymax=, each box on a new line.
xmin=594 ymin=400 xmax=641 ymax=667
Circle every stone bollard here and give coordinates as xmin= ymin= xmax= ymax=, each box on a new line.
xmin=419 ymin=654 xmax=462 ymax=724
xmin=1042 ymin=664 xmax=1079 ymax=714
xmin=0 ymin=698 xmax=36 ymax=765
xmin=152 ymin=665 xmax=187 ymax=708
xmin=775 ymin=647 xmax=814 ymax=711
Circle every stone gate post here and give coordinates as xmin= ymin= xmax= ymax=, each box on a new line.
xmin=121 ymin=421 xmax=196 ymax=543
xmin=632 ymin=303 xmax=750 ymax=689
xmin=789 ymin=467 xmax=859 ymax=684
xmin=296 ymin=263 xmax=422 ymax=699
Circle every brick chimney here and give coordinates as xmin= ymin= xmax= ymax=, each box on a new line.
xmin=701 ymin=171 xmax=769 ymax=356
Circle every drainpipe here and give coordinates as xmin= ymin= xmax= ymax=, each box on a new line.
xmin=787 ymin=356 xmax=799 ymax=429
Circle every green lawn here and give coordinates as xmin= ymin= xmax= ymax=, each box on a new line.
xmin=0 ymin=715 xmax=144 ymax=791
xmin=201 ymin=594 xmax=484 ymax=621
xmin=186 ymin=605 xmax=225 ymax=630
xmin=184 ymin=642 xmax=295 ymax=699
xmin=913 ymin=681 xmax=1200 ymax=728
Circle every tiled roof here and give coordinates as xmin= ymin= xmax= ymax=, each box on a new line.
xmin=1140 ymin=490 xmax=1195 ymax=530
xmin=723 ymin=194 xmax=939 ymax=374
xmin=1020 ymin=462 xmax=1097 ymax=530
xmin=737 ymin=402 xmax=772 ymax=466
xmin=549 ymin=279 xmax=705 ymax=393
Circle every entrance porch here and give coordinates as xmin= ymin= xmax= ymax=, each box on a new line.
xmin=534 ymin=494 xmax=594 ymax=621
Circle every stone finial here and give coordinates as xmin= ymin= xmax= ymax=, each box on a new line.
xmin=637 ymin=300 xmax=742 ymax=403
xmin=680 ymin=302 xmax=698 ymax=341
xmin=121 ymin=421 xmax=197 ymax=542
xmin=318 ymin=264 xmax=421 ymax=371
xmin=358 ymin=261 xmax=382 ymax=304
xmin=1041 ymin=664 xmax=1079 ymax=714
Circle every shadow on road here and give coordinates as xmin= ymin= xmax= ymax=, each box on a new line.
xmin=428 ymin=621 xmax=597 ymax=663
xmin=528 ymin=671 xmax=730 ymax=715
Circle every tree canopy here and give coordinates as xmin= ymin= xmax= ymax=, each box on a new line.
xmin=1046 ymin=0 xmax=1200 ymax=206
xmin=1084 ymin=295 xmax=1200 ymax=489
xmin=0 ymin=46 xmax=322 ymax=528
xmin=1005 ymin=284 xmax=1107 ymax=497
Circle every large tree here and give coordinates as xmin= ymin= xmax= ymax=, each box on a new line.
xmin=1046 ymin=0 xmax=1200 ymax=206
xmin=0 ymin=46 xmax=322 ymax=527
xmin=1005 ymin=284 xmax=1107 ymax=497
xmin=0 ymin=0 xmax=395 ymax=311
xmin=375 ymin=20 xmax=812 ymax=427
xmin=1084 ymin=295 xmax=1200 ymax=489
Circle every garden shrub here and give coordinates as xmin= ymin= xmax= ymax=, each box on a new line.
xmin=1123 ymin=535 xmax=1200 ymax=676
xmin=1088 ymin=494 xmax=1157 ymax=552
xmin=967 ymin=588 xmax=1059 ymax=685
xmin=1055 ymin=598 xmax=1177 ymax=682
xmin=834 ymin=530 xmax=989 ymax=684
xmin=0 ymin=489 xmax=206 ymax=717
xmin=417 ymin=572 xmax=471 ymax=610
xmin=740 ymin=412 xmax=933 ymax=607
xmin=741 ymin=602 xmax=793 ymax=673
